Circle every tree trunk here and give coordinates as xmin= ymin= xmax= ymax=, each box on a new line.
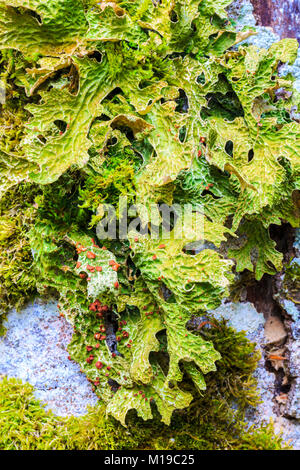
xmin=251 ymin=0 xmax=300 ymax=42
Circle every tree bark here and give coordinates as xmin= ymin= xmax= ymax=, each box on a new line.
xmin=251 ymin=0 xmax=300 ymax=42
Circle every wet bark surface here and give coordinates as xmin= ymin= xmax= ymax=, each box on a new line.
xmin=251 ymin=0 xmax=300 ymax=42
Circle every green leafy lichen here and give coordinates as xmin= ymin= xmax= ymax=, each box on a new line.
xmin=0 ymin=183 xmax=39 ymax=325
xmin=0 ymin=321 xmax=292 ymax=449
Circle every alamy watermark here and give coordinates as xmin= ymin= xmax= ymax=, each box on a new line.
xmin=96 ymin=196 xmax=205 ymax=244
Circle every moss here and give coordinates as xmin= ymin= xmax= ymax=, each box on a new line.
xmin=0 ymin=52 xmax=41 ymax=322
xmin=0 ymin=322 xmax=291 ymax=450
xmin=0 ymin=377 xmax=68 ymax=450
xmin=0 ymin=183 xmax=40 ymax=318
xmin=34 ymin=170 xmax=87 ymax=231
xmin=79 ymin=147 xmax=138 ymax=226
xmin=193 ymin=319 xmax=262 ymax=409
xmin=284 ymin=259 xmax=300 ymax=285
xmin=281 ymin=258 xmax=300 ymax=307
xmin=235 ymin=422 xmax=291 ymax=451
xmin=0 ymin=50 xmax=34 ymax=153
xmin=0 ymin=0 xmax=299 ymax=439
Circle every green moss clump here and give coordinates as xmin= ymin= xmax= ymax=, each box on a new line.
xmin=0 ymin=322 xmax=291 ymax=450
xmin=284 ymin=258 xmax=300 ymax=289
xmin=190 ymin=319 xmax=261 ymax=408
xmin=0 ymin=50 xmax=34 ymax=154
xmin=0 ymin=51 xmax=41 ymax=331
xmin=1 ymin=0 xmax=299 ymax=435
xmin=235 ymin=422 xmax=291 ymax=451
xmin=79 ymin=146 xmax=138 ymax=225
xmin=0 ymin=377 xmax=67 ymax=450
